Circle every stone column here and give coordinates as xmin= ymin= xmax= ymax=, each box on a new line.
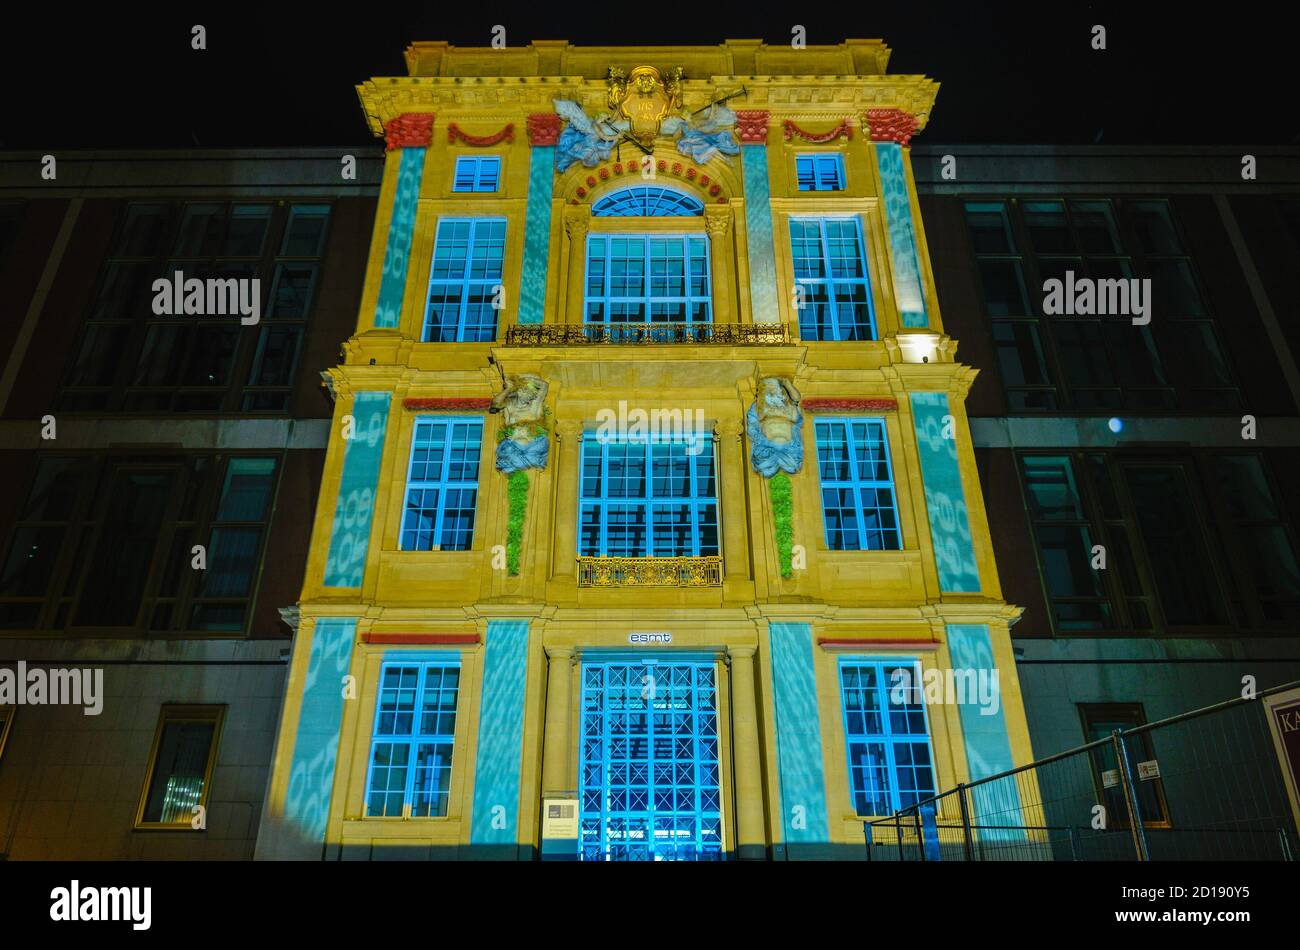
xmin=727 ymin=644 xmax=766 ymax=859
xmin=704 ymin=205 xmax=736 ymax=323
xmin=562 ymin=209 xmax=590 ymax=326
xmin=716 ymin=418 xmax=749 ymax=582
xmin=551 ymin=420 xmax=584 ymax=582
xmin=541 ymin=645 xmax=576 ymax=795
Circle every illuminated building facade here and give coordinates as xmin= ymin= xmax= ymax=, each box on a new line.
xmin=254 ymin=39 xmax=1037 ymax=861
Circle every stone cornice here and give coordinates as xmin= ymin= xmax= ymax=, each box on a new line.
xmin=356 ymin=75 xmax=936 ymax=139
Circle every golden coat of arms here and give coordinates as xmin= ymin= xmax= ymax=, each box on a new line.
xmin=607 ymin=66 xmax=684 ymax=147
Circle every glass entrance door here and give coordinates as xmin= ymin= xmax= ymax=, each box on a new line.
xmin=579 ymin=660 xmax=723 ymax=861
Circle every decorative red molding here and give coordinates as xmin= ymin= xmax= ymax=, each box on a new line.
xmin=865 ymin=108 xmax=920 ymax=147
xmin=733 ymin=110 xmax=770 ymax=144
xmin=782 ymin=118 xmax=852 ymax=144
xmin=362 ymin=633 xmax=481 ymax=645
xmin=448 ymin=122 xmax=515 ymax=147
xmin=527 ymin=112 xmax=564 ymax=146
xmin=403 ymin=397 xmax=493 ymax=412
xmin=384 ymin=113 xmax=435 ymax=151
xmin=803 ymin=397 xmax=899 ymax=413
xmin=818 ymin=638 xmax=940 ymax=651
xmin=570 ymin=160 xmax=728 ymax=204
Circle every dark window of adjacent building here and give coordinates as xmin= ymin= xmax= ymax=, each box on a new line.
xmin=0 ymin=202 xmax=24 ymax=270
xmin=1280 ymin=199 xmax=1300 ymax=253
xmin=136 ymin=706 xmax=224 ymax=828
xmin=58 ymin=201 xmax=330 ymax=413
xmin=1018 ymin=452 xmax=1299 ymax=634
xmin=964 ymin=199 xmax=1237 ymax=412
xmin=1079 ymin=703 xmax=1171 ymax=829
xmin=0 ymin=454 xmax=279 ymax=634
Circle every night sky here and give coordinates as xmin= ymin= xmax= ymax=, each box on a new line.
xmin=2 ymin=5 xmax=1294 ymax=149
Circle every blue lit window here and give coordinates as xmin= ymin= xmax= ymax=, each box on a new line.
xmin=839 ymin=660 xmax=937 ymax=815
xmin=591 ymin=186 xmax=704 ymax=217
xmin=365 ymin=662 xmax=461 ymax=818
xmin=814 ymin=418 xmax=901 ymax=551
xmin=422 ymin=218 xmax=506 ymax=342
xmin=796 ymin=154 xmax=845 ymax=191
xmin=579 ymin=433 xmax=718 ymax=557
xmin=452 ymin=156 xmax=501 ymax=193
xmin=400 ymin=417 xmax=484 ymax=551
xmin=790 ymin=217 xmax=876 ymax=340
xmin=585 ymin=235 xmax=712 ymax=336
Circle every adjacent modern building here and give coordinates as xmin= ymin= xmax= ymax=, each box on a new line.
xmin=1 ymin=38 xmax=1297 ymax=862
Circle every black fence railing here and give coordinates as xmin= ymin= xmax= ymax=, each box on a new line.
xmin=865 ymin=680 xmax=1300 ymax=861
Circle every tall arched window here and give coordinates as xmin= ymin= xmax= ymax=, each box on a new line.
xmin=585 ymin=187 xmax=712 ymax=340
xmin=591 ymin=186 xmax=704 ymax=218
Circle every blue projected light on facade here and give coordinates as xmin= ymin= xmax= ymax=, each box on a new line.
xmin=579 ymin=660 xmax=723 ymax=861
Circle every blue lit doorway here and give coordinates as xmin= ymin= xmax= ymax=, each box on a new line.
xmin=579 ymin=659 xmax=723 ymax=860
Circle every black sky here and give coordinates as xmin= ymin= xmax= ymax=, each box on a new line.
xmin=2 ymin=4 xmax=1294 ymax=149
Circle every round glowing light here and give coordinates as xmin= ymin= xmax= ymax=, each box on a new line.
xmin=1107 ymin=417 xmax=1124 ymax=433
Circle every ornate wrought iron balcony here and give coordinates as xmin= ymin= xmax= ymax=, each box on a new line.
xmin=505 ymin=323 xmax=789 ymax=346
xmin=576 ymin=556 xmax=723 ymax=588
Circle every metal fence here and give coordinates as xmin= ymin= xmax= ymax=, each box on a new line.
xmin=865 ymin=681 xmax=1299 ymax=861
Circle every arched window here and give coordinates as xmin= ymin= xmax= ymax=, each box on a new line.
xmin=591 ymin=186 xmax=704 ymax=218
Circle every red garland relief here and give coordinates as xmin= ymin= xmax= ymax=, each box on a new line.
xmin=402 ymin=397 xmax=493 ymax=411
xmin=864 ymin=108 xmax=920 ymax=147
xmin=527 ymin=113 xmax=564 ymax=147
xmin=447 ymin=123 xmax=516 ymax=147
xmin=782 ymin=118 xmax=853 ymax=144
xmin=733 ymin=110 xmax=771 ymax=144
xmin=803 ymin=397 xmax=899 ymax=413
xmin=384 ymin=113 xmax=435 ymax=151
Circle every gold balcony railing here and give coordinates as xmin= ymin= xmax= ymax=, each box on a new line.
xmin=576 ymin=556 xmax=723 ymax=588
xmin=505 ymin=323 xmax=789 ymax=346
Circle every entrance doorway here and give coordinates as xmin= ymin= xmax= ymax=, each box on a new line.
xmin=579 ymin=659 xmax=723 ymax=860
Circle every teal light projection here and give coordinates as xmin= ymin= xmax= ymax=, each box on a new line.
xmin=373 ymin=147 xmax=426 ymax=328
xmin=768 ymin=621 xmax=830 ymax=855
xmin=469 ymin=619 xmax=531 ymax=854
xmin=518 ymin=145 xmax=555 ymax=325
xmin=323 ymin=391 xmax=391 ymax=588
xmin=875 ymin=142 xmax=929 ymax=328
xmin=741 ymin=145 xmax=780 ymax=323
xmin=910 ymin=392 xmax=981 ymax=592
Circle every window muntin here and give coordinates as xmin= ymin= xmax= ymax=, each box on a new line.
xmin=60 ymin=201 xmax=330 ymax=414
xmin=365 ymin=662 xmax=461 ymax=818
xmin=795 ymin=154 xmax=846 ymax=191
xmin=839 ymin=660 xmax=937 ymax=815
xmin=422 ymin=219 xmax=506 ymax=342
xmin=814 ymin=419 xmax=902 ymax=551
xmin=578 ymin=434 xmax=718 ymax=558
xmin=1079 ymin=703 xmax=1171 ymax=828
xmin=135 ymin=705 xmax=224 ymax=828
xmin=452 ymin=156 xmax=501 ymax=193
xmin=0 ymin=454 xmax=278 ymax=634
xmin=400 ymin=418 xmax=484 ymax=552
xmin=790 ymin=217 xmax=876 ymax=341
xmin=591 ymin=186 xmax=704 ymax=217
xmin=584 ymin=234 xmax=712 ymax=336
xmin=964 ymin=198 xmax=1237 ymax=411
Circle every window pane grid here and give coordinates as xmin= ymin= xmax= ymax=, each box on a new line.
xmin=585 ymin=235 xmax=712 ymax=332
xmin=578 ymin=435 xmax=718 ymax=558
xmin=840 ymin=661 xmax=937 ymax=815
xmin=796 ymin=154 xmax=846 ymax=191
xmin=422 ymin=219 xmax=506 ymax=342
xmin=401 ymin=418 xmax=484 ymax=551
xmin=365 ymin=662 xmax=461 ymax=818
xmin=814 ymin=419 xmax=901 ymax=551
xmin=452 ymin=156 xmax=501 ymax=193
xmin=790 ymin=217 xmax=875 ymax=340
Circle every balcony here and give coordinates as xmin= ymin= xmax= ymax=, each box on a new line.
xmin=576 ymin=556 xmax=723 ymax=588
xmin=505 ymin=323 xmax=789 ymax=346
